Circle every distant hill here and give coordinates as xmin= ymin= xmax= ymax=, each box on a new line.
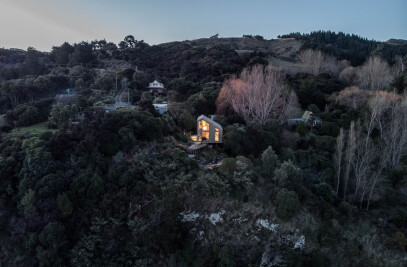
xmin=158 ymin=37 xmax=302 ymax=62
xmin=280 ymin=31 xmax=407 ymax=65
xmin=386 ymin=38 xmax=407 ymax=45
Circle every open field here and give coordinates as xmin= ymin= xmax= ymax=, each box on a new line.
xmin=13 ymin=122 xmax=58 ymax=135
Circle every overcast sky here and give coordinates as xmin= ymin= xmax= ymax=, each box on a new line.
xmin=1 ymin=0 xmax=406 ymax=51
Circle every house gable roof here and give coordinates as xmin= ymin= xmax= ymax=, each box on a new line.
xmin=197 ymin=115 xmax=222 ymax=130
xmin=148 ymin=80 xmax=166 ymax=89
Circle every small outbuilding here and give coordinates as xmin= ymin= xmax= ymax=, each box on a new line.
xmin=287 ymin=111 xmax=322 ymax=127
xmin=147 ymin=80 xmax=167 ymax=94
xmin=196 ymin=115 xmax=223 ymax=144
xmin=153 ymin=103 xmax=168 ymax=115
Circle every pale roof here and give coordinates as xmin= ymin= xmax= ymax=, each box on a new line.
xmin=301 ymin=111 xmax=313 ymax=121
xmin=148 ymin=80 xmax=165 ymax=89
xmin=197 ymin=115 xmax=222 ymax=130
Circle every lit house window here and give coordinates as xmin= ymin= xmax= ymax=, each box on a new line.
xmin=215 ymin=128 xmax=220 ymax=142
xmin=199 ymin=120 xmax=209 ymax=141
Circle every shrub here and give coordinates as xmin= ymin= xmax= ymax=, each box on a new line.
xmin=312 ymin=182 xmax=335 ymax=203
xmin=280 ymin=147 xmax=295 ymax=162
xmin=338 ymin=201 xmax=358 ymax=216
xmin=231 ymin=161 xmax=254 ymax=189
xmin=236 ymin=155 xmax=253 ymax=168
xmin=20 ymin=188 xmax=36 ymax=215
xmin=39 ymin=222 xmax=66 ymax=248
xmin=273 ymin=160 xmax=301 ymax=187
xmin=317 ymin=221 xmax=340 ymax=247
xmin=261 ymin=146 xmax=279 ymax=178
xmin=56 ymin=193 xmax=73 ymax=217
xmin=296 ymin=122 xmax=308 ymax=136
xmin=315 ymin=135 xmax=336 ymax=154
xmin=318 ymin=122 xmax=340 ymax=137
xmin=17 ymin=106 xmax=41 ymax=127
xmin=219 ymin=158 xmax=237 ymax=174
xmin=193 ymin=172 xmax=229 ymax=196
xmin=394 ymin=231 xmax=407 ymax=252
xmin=275 ymin=189 xmax=300 ymax=220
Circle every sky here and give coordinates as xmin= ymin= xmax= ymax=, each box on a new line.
xmin=0 ymin=0 xmax=406 ymax=51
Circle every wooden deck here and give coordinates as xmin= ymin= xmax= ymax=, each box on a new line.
xmin=187 ymin=143 xmax=207 ymax=154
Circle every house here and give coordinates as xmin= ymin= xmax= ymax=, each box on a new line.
xmin=147 ymin=80 xmax=167 ymax=94
xmin=196 ymin=115 xmax=223 ymax=143
xmin=153 ymin=103 xmax=168 ymax=115
xmin=287 ymin=111 xmax=322 ymax=127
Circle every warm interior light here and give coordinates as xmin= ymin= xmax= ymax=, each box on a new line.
xmin=203 ymin=126 xmax=208 ymax=131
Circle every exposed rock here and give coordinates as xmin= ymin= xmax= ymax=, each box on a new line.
xmin=180 ymin=211 xmax=200 ymax=222
xmin=207 ymin=210 xmax=225 ymax=225
xmin=256 ymin=219 xmax=279 ymax=232
xmin=293 ymin=235 xmax=305 ymax=250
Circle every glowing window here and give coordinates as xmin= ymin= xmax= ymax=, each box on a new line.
xmin=215 ymin=128 xmax=220 ymax=142
xmin=202 ymin=132 xmax=209 ymax=140
xmin=198 ymin=120 xmax=209 ymax=131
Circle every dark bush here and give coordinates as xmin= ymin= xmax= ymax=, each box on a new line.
xmin=276 ymin=189 xmax=300 ymax=220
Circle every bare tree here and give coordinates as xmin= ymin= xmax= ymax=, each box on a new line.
xmin=334 ymin=91 xmax=407 ymax=209
xmin=339 ymin=66 xmax=358 ymax=85
xmin=366 ymin=151 xmax=388 ymax=210
xmin=357 ymin=56 xmax=393 ymax=91
xmin=298 ymin=49 xmax=325 ymax=76
xmin=394 ymin=55 xmax=405 ymax=74
xmin=334 ymin=127 xmax=344 ymax=197
xmin=298 ymin=49 xmax=341 ymax=76
xmin=217 ymin=65 xmax=300 ymax=125
xmin=352 ymin=120 xmax=375 ymax=206
xmin=381 ymin=93 xmax=407 ymax=169
xmin=334 ymin=86 xmax=369 ymax=110
xmin=343 ymin=121 xmax=356 ymax=201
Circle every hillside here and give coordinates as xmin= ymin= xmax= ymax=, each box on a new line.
xmin=0 ymin=31 xmax=407 ymax=266
xmin=387 ymin=39 xmax=407 ymax=45
xmin=160 ymin=37 xmax=302 ymax=61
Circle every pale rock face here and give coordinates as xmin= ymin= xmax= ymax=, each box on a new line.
xmin=293 ymin=235 xmax=305 ymax=250
xmin=207 ymin=210 xmax=225 ymax=225
xmin=180 ymin=212 xmax=200 ymax=222
xmin=256 ymin=219 xmax=279 ymax=232
xmin=179 ymin=210 xmax=226 ymax=225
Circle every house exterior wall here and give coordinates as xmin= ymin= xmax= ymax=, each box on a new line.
xmin=197 ymin=118 xmax=222 ymax=144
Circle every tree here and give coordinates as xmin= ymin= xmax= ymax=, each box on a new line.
xmin=339 ymin=66 xmax=358 ymax=85
xmin=334 ymin=128 xmax=344 ymax=197
xmin=39 ymin=222 xmax=66 ymax=248
xmin=103 ymin=42 xmax=119 ymax=56
xmin=343 ymin=121 xmax=356 ymax=201
xmin=298 ymin=49 xmax=340 ymax=76
xmin=23 ymin=47 xmax=44 ymax=75
xmin=16 ymin=105 xmax=40 ymax=127
xmin=56 ymin=193 xmax=73 ymax=217
xmin=124 ymin=35 xmax=136 ymax=48
xmin=94 ymin=71 xmax=115 ymax=91
xmin=274 ymin=160 xmax=301 ymax=187
xmin=52 ymin=42 xmax=74 ymax=65
xmin=261 ymin=146 xmax=279 ymax=178
xmin=333 ymin=91 xmax=407 ymax=208
xmin=219 ymin=158 xmax=237 ymax=174
xmin=192 ymin=172 xmax=229 ymax=196
xmin=118 ymin=41 xmax=129 ymax=50
xmin=391 ymin=74 xmax=406 ymax=94
xmin=217 ymin=65 xmax=299 ymax=125
xmin=275 ymin=189 xmax=300 ymax=220
xmin=334 ymin=86 xmax=369 ymax=110
xmin=381 ymin=94 xmax=407 ymax=170
xmin=48 ymin=103 xmax=71 ymax=129
xmin=68 ymin=42 xmax=95 ymax=66
xmin=357 ymin=56 xmax=393 ymax=91
xmin=20 ymin=188 xmax=36 ymax=215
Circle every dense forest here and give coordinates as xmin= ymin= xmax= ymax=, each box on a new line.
xmin=1 ymin=31 xmax=407 ymax=266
